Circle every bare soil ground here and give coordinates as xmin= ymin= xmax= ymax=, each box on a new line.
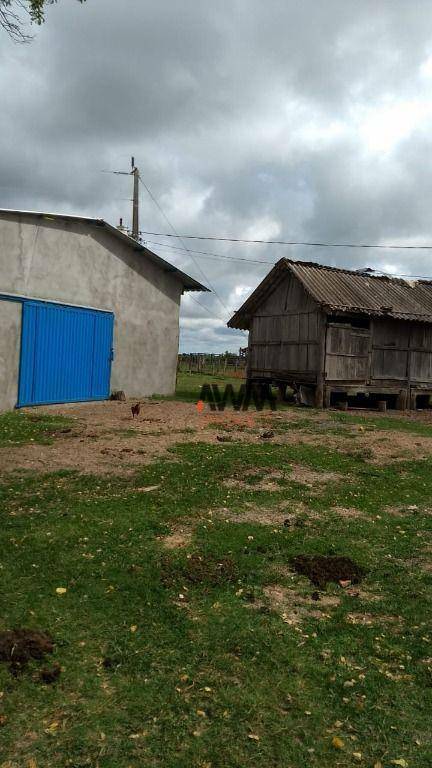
xmin=215 ymin=499 xmax=310 ymax=526
xmin=2 ymin=399 xmax=432 ymax=475
xmin=261 ymin=584 xmax=341 ymax=625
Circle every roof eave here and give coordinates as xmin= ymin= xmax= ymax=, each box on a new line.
xmin=227 ymin=259 xmax=289 ymax=329
xmin=0 ymin=208 xmax=209 ymax=293
xmin=102 ymin=222 xmax=209 ymax=292
xmin=322 ymin=304 xmax=432 ymax=323
xmin=227 ymin=313 xmax=250 ymax=331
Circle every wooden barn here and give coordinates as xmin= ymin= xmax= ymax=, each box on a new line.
xmin=228 ymin=259 xmax=432 ymax=409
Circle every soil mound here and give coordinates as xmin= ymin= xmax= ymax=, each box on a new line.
xmin=162 ymin=553 xmax=239 ymax=587
xmin=291 ymin=555 xmax=365 ymax=588
xmin=0 ymin=628 xmax=53 ymax=673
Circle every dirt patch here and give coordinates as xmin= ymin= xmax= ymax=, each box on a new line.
xmin=223 ymin=469 xmax=286 ymax=492
xmin=262 ymin=584 xmax=340 ymax=625
xmin=162 ymin=525 xmax=193 ymax=549
xmin=289 ymin=465 xmax=343 ymax=486
xmin=0 ymin=629 xmax=53 ymax=674
xmin=362 ymin=431 xmax=432 ymax=465
xmin=346 ymin=612 xmax=401 ymax=626
xmin=217 ymin=500 xmax=312 ymax=527
xmin=3 ymin=399 xmax=432 ymax=476
xmin=331 ymin=506 xmax=366 ymax=519
xmin=343 ymin=586 xmax=382 ymax=601
xmin=291 ymin=555 xmax=365 ymax=588
xmin=269 ymin=422 xmax=432 ymax=466
xmin=384 ymin=504 xmax=431 ymax=517
xmin=161 ymin=553 xmax=239 ymax=587
xmin=0 ymin=400 xmax=286 ymax=476
xmin=3 ymin=395 xmax=432 ymax=481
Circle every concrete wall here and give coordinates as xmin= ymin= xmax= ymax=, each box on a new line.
xmin=0 ymin=214 xmax=184 ymax=408
xmin=0 ymin=300 xmax=21 ymax=411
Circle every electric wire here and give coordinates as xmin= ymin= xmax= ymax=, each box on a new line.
xmin=143 ymin=238 xmax=432 ymax=281
xmin=137 ymin=175 xmax=247 ymax=336
xmin=134 ymin=181 xmax=432 ymax=326
xmin=137 ymin=175 xmax=232 ymax=316
xmin=139 ymin=229 xmax=432 ymax=251
xmin=143 ymin=239 xmax=276 ymax=264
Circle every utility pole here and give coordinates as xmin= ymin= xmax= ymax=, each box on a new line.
xmin=104 ymin=156 xmax=140 ymax=239
xmin=131 ymin=156 xmax=139 ymax=240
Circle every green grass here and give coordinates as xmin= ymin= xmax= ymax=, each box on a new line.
xmin=257 ymin=407 xmax=432 ymax=439
xmin=330 ymin=411 xmax=432 ymax=437
xmin=1 ymin=417 xmax=431 ymax=766
xmin=0 ymin=411 xmax=73 ymax=447
xmin=153 ymin=371 xmax=247 ymax=403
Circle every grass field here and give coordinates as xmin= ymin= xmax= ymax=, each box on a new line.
xmin=0 ymin=411 xmax=72 ymax=447
xmin=0 ymin=380 xmax=431 ymax=767
xmin=154 ymin=370 xmax=248 ymax=403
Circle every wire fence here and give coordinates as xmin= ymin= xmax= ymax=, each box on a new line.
xmin=178 ymin=351 xmax=247 ymax=378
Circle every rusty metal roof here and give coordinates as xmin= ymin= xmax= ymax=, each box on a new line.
xmin=228 ymin=258 xmax=432 ymax=329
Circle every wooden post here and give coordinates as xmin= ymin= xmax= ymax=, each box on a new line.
xmin=278 ymin=382 xmax=287 ymax=402
xmin=317 ymin=312 xmax=327 ymax=409
xmin=314 ymin=375 xmax=324 ymax=408
xmin=396 ymin=389 xmax=408 ymax=411
xmin=407 ymin=325 xmax=412 ymax=409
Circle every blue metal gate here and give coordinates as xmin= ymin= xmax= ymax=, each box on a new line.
xmin=17 ymin=301 xmax=114 ymax=407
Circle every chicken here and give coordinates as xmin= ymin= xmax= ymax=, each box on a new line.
xmin=131 ymin=402 xmax=141 ymax=419
xmin=260 ymin=430 xmax=274 ymax=440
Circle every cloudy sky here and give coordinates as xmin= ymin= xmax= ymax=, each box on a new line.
xmin=2 ymin=1 xmax=432 ymax=351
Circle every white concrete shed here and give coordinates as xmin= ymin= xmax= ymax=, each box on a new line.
xmin=0 ymin=209 xmax=207 ymax=411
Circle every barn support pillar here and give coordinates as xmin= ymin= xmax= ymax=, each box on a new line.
xmin=277 ymin=382 xmax=287 ymax=402
xmin=396 ymin=389 xmax=408 ymax=411
xmin=315 ymin=377 xmax=324 ymax=408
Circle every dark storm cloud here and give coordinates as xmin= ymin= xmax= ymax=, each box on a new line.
xmin=2 ymin=0 xmax=432 ymax=350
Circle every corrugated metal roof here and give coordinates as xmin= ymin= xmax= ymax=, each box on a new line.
xmin=0 ymin=208 xmax=208 ymax=292
xmin=228 ymin=258 xmax=432 ymax=329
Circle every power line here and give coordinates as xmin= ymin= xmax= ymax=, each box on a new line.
xmin=137 ymin=175 xmax=231 ymax=316
xmin=140 ymin=230 xmax=432 ymax=251
xmin=188 ymin=295 xmax=237 ymax=323
xmin=135 ymin=189 xmax=432 ymax=320
xmin=144 ymin=239 xmax=276 ymax=264
xmin=186 ymin=296 xmax=248 ymax=338
xmin=143 ymin=238 xmax=432 ymax=281
xmin=188 ymin=295 xmax=224 ymax=319
xmin=137 ymin=175 xmax=247 ymax=337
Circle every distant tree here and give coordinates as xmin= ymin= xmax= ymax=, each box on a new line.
xmin=0 ymin=0 xmax=84 ymax=42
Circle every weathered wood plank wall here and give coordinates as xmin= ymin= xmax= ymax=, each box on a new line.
xmin=246 ymin=271 xmax=432 ymax=396
xmin=325 ymin=324 xmax=369 ymax=381
xmin=249 ymin=274 xmax=322 ymax=379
